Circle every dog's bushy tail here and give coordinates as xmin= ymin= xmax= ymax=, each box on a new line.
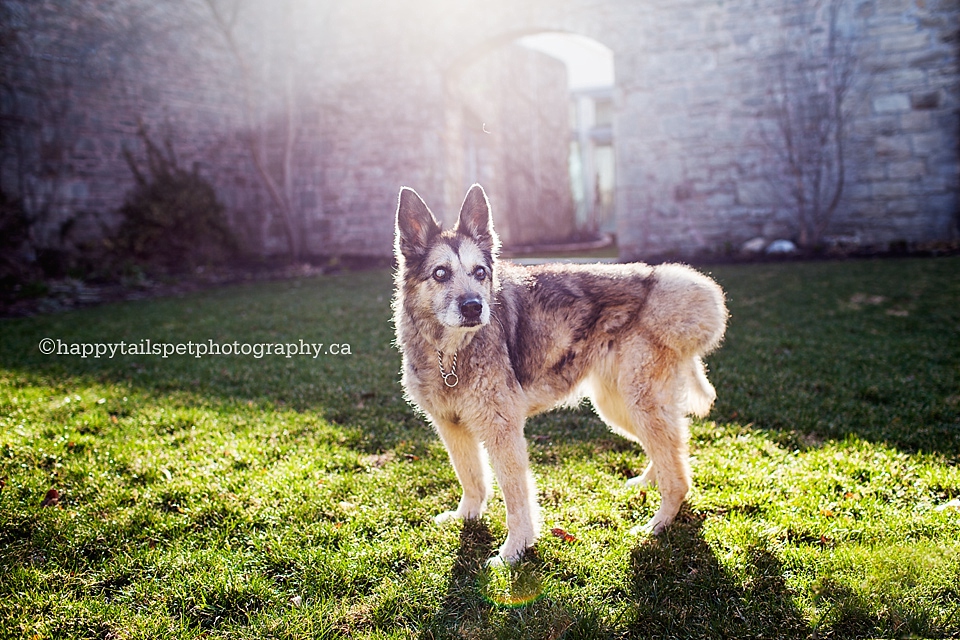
xmin=645 ymin=264 xmax=728 ymax=358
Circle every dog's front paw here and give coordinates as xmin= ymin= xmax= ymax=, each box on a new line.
xmin=629 ymin=509 xmax=673 ymax=536
xmin=433 ymin=502 xmax=484 ymax=524
xmin=485 ymin=554 xmax=507 ymax=568
xmin=488 ymin=535 xmax=532 ymax=567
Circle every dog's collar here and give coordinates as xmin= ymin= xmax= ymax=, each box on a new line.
xmin=437 ymin=351 xmax=459 ymax=388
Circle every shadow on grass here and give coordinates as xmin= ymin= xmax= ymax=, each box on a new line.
xmin=418 ymin=511 xmax=813 ymax=639
xmin=421 ymin=519 xmax=496 ymax=636
xmin=420 ymin=520 xmax=578 ymax=639
xmin=626 ymin=509 xmax=811 ymax=639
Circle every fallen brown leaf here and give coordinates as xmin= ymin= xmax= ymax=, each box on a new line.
xmin=551 ymin=527 xmax=577 ymax=543
xmin=40 ymin=488 xmax=60 ymax=508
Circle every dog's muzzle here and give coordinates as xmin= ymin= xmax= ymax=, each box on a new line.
xmin=459 ymin=296 xmax=483 ymax=326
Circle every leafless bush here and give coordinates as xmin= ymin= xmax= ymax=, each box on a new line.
xmin=201 ymin=0 xmax=321 ymax=260
xmin=0 ymin=0 xmax=191 ymax=276
xmin=764 ymin=0 xmax=858 ymax=248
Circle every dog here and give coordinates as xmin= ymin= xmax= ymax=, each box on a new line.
xmin=393 ymin=184 xmax=727 ymax=565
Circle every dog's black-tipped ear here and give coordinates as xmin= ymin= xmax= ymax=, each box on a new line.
xmin=456 ymin=184 xmax=499 ymax=254
xmin=396 ymin=187 xmax=440 ymax=258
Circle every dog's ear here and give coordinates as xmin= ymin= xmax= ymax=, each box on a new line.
xmin=396 ymin=187 xmax=441 ymax=258
xmin=456 ymin=184 xmax=499 ymax=255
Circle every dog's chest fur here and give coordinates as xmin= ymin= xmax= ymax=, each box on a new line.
xmin=397 ymin=296 xmax=519 ymax=427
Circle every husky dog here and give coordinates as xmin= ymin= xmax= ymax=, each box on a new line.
xmin=393 ymin=184 xmax=727 ymax=565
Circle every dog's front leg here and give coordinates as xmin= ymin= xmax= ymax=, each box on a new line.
xmin=433 ymin=418 xmax=491 ymax=523
xmin=485 ymin=421 xmax=540 ymax=566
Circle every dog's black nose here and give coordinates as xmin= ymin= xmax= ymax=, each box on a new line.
xmin=460 ymin=298 xmax=483 ymax=322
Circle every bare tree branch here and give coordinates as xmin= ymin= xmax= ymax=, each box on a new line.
xmin=764 ymin=0 xmax=857 ymax=248
xmin=201 ymin=0 xmax=302 ymax=259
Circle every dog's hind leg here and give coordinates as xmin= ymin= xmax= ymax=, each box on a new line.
xmin=627 ymin=360 xmax=691 ymax=535
xmin=683 ymin=355 xmax=717 ymax=418
xmin=597 ymin=343 xmax=692 ymax=536
xmin=586 ymin=370 xmax=658 ymax=489
xmin=626 ymin=463 xmax=657 ymax=488
xmin=627 ymin=405 xmax=691 ymax=536
xmin=433 ymin=419 xmax=491 ymax=523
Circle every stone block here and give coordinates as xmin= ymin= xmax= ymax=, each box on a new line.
xmin=872 ymin=180 xmax=911 ymax=198
xmin=918 ymin=174 xmax=952 ymax=192
xmin=885 ymin=67 xmax=929 ymax=90
xmin=884 ymin=199 xmax=921 ymax=216
xmin=872 ymin=0 xmax=917 ymax=14
xmin=900 ymin=110 xmax=934 ymax=133
xmin=875 ymin=135 xmax=912 ymax=158
xmin=846 ymin=182 xmax=876 ymax=200
xmin=873 ymin=94 xmax=910 ymax=113
xmin=858 ymin=115 xmax=900 ymax=137
xmin=856 ymin=162 xmax=888 ymax=181
xmin=736 ymin=180 xmax=772 ymax=207
xmin=886 ymin=159 xmax=927 ymax=180
xmin=926 ymin=193 xmax=959 ymax=224
xmin=704 ymin=192 xmax=736 ymax=208
xmin=933 ymin=160 xmax=960 ymax=180
xmin=910 ymin=91 xmax=940 ymax=109
xmin=908 ymin=50 xmax=949 ymax=69
xmin=766 ymin=239 xmax=797 ymax=254
xmin=879 ymin=31 xmax=932 ymax=53
xmin=741 ymin=236 xmax=767 ymax=253
xmin=910 ymin=132 xmax=944 ymax=155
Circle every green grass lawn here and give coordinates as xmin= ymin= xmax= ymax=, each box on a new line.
xmin=1 ymin=257 xmax=959 ymax=639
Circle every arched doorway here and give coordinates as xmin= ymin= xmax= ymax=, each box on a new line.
xmin=519 ymin=33 xmax=616 ymax=240
xmin=442 ymin=30 xmax=616 ymax=250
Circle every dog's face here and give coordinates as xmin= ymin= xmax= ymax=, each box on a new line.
xmin=395 ymin=184 xmax=499 ymax=332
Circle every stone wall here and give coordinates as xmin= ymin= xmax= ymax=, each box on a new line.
xmin=0 ymin=1 xmax=265 ymax=252
xmin=609 ymin=0 xmax=959 ymax=259
xmin=2 ymin=0 xmax=957 ymax=263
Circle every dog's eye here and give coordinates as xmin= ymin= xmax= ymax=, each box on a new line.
xmin=473 ymin=266 xmax=488 ymax=281
xmin=433 ymin=267 xmax=450 ymax=282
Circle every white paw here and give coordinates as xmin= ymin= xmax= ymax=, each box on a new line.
xmin=626 ymin=475 xmax=655 ymax=488
xmin=433 ymin=502 xmax=484 ymax=524
xmin=629 ymin=510 xmax=672 ymax=536
xmin=485 ymin=554 xmax=507 ymax=568
xmin=489 ymin=536 xmax=531 ymax=566
xmin=434 ymin=510 xmax=460 ymax=525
